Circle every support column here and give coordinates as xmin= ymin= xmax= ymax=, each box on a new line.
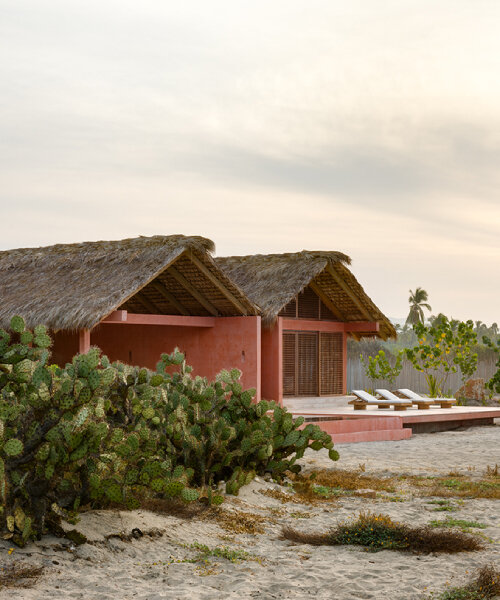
xmin=79 ymin=328 xmax=91 ymax=354
xmin=342 ymin=332 xmax=348 ymax=394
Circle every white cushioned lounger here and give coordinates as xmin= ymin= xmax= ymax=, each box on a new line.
xmin=375 ymin=388 xmax=433 ymax=410
xmin=349 ymin=390 xmax=412 ymax=411
xmin=397 ymin=388 xmax=457 ymax=408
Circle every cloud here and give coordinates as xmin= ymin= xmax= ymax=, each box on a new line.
xmin=0 ymin=0 xmax=499 ymax=322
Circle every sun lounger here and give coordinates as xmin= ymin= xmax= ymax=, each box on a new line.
xmin=349 ymin=390 xmax=412 ymax=411
xmin=397 ymin=388 xmax=457 ymax=409
xmin=375 ymin=388 xmax=434 ymax=410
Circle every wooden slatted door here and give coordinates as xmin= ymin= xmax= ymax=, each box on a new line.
xmin=282 ymin=332 xmax=297 ymax=396
xmin=297 ymin=332 xmax=318 ymax=395
xmin=282 ymin=331 xmax=319 ymax=396
xmin=319 ymin=332 xmax=343 ymax=395
xmin=283 ymin=330 xmax=343 ymax=397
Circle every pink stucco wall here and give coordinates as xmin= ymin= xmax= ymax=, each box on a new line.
xmin=51 ymin=313 xmax=356 ymax=406
xmin=82 ymin=316 xmax=262 ymax=400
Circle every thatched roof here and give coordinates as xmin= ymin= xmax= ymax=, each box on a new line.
xmin=216 ymin=251 xmax=396 ymax=339
xmin=0 ymin=235 xmax=259 ymax=331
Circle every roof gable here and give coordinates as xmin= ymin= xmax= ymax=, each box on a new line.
xmin=216 ymin=251 xmax=396 ymax=339
xmin=0 ymin=235 xmax=258 ymax=330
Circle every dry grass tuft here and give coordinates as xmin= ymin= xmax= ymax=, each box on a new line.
xmin=485 ymin=464 xmax=499 ymax=477
xmin=282 ymin=527 xmax=331 ymax=546
xmin=140 ymin=498 xmax=210 ymax=519
xmin=259 ymin=469 xmax=395 ymax=505
xmin=297 ymin=469 xmax=395 ymax=492
xmin=281 ymin=511 xmax=484 ymax=554
xmin=201 ymin=508 xmax=267 ymax=535
xmin=259 ymin=489 xmax=300 ymax=503
xmin=405 ymin=474 xmax=500 ymax=500
xmin=0 ymin=561 xmax=44 ymax=589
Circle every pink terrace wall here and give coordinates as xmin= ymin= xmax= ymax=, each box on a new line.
xmin=52 ymin=317 xmax=261 ymax=401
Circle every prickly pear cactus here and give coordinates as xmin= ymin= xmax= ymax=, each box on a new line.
xmin=0 ymin=320 xmax=197 ymax=545
xmin=153 ymin=352 xmax=338 ymax=495
xmin=1 ymin=319 xmax=338 ymax=544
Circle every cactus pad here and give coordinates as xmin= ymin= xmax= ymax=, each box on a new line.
xmin=181 ymin=487 xmax=199 ymax=502
xmin=10 ymin=315 xmax=25 ymax=333
xmin=3 ymin=438 xmax=24 ymax=456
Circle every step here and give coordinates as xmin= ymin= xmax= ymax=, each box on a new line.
xmin=298 ymin=415 xmax=412 ymax=443
xmin=328 ymin=428 xmax=412 ymax=443
xmin=284 ymin=396 xmax=353 ymax=410
xmin=306 ymin=416 xmax=404 ymax=433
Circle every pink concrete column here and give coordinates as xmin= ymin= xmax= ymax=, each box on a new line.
xmin=342 ymin=332 xmax=347 ymax=394
xmin=261 ymin=318 xmax=283 ymax=405
xmin=277 ymin=318 xmax=283 ymax=405
xmin=79 ymin=328 xmax=91 ymax=354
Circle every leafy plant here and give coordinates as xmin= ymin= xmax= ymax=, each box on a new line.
xmin=482 ymin=336 xmax=500 ymax=394
xmin=405 ymin=318 xmax=477 ymax=396
xmin=360 ymin=350 xmax=403 ymax=392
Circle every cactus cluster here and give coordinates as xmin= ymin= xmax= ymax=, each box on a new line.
xmin=148 ymin=363 xmax=338 ymax=496
xmin=0 ymin=316 xmax=337 ymax=545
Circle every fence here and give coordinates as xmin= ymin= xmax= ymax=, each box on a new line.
xmin=347 ymin=358 xmax=497 ymax=395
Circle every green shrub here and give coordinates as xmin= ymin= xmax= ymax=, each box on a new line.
xmin=0 ymin=317 xmax=195 ymax=544
xmin=281 ymin=511 xmax=483 ymax=553
xmin=425 ymin=564 xmax=500 ymax=600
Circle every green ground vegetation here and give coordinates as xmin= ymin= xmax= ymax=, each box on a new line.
xmin=281 ymin=511 xmax=484 ymax=553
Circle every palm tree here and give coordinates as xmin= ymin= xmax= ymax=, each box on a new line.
xmin=406 ymin=287 xmax=432 ymax=326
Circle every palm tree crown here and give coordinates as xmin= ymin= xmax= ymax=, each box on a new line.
xmin=406 ymin=287 xmax=432 ymax=326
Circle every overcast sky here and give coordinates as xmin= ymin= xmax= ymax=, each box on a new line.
xmin=1 ymin=1 xmax=499 ymax=323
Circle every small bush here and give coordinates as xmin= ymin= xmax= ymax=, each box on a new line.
xmin=426 ymin=564 xmax=500 ymax=600
xmin=281 ymin=511 xmax=484 ymax=553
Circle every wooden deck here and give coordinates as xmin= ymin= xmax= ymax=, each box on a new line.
xmin=286 ymin=395 xmax=500 ymax=443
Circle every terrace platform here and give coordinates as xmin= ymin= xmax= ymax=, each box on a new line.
xmin=286 ymin=395 xmax=500 ymax=443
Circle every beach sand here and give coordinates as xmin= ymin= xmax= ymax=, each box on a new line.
xmin=2 ymin=424 xmax=499 ymax=600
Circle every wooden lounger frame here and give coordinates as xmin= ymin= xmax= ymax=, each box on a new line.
xmin=396 ymin=389 xmax=457 ymax=409
xmin=348 ymin=400 xmax=412 ymax=411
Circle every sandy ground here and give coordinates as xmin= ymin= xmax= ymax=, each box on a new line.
xmin=2 ymin=424 xmax=499 ymax=600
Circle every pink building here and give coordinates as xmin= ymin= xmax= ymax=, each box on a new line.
xmin=217 ymin=252 xmax=395 ymax=404
xmin=0 ymin=236 xmax=395 ymax=405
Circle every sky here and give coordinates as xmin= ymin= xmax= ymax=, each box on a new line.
xmin=1 ymin=1 xmax=499 ymax=323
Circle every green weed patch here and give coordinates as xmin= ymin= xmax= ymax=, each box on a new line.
xmin=281 ymin=511 xmax=484 ymax=553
